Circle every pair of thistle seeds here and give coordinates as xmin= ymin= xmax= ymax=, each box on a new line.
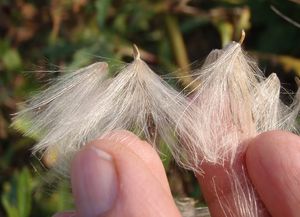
xmin=13 ymin=32 xmax=300 ymax=217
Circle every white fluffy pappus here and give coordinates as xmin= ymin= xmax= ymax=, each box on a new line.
xmin=186 ymin=39 xmax=300 ymax=166
xmin=175 ymin=198 xmax=210 ymax=217
xmin=12 ymin=45 xmax=197 ymax=177
xmin=12 ymin=46 xmax=206 ymax=217
xmin=64 ymin=45 xmax=198 ymax=173
xmin=187 ymin=41 xmax=261 ymax=165
xmin=186 ymin=32 xmax=300 ymax=217
xmin=12 ymin=62 xmax=110 ymax=172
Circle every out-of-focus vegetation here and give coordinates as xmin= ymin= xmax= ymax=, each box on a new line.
xmin=1 ymin=0 xmax=300 ymax=216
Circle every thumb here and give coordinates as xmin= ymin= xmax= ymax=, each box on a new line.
xmin=71 ymin=131 xmax=181 ymax=217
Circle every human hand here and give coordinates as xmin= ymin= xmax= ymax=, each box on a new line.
xmin=53 ymin=130 xmax=300 ymax=217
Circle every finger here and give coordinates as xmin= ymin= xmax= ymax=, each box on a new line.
xmin=100 ymin=130 xmax=171 ymax=194
xmin=196 ymin=143 xmax=270 ymax=217
xmin=71 ymin=130 xmax=181 ymax=217
xmin=196 ymin=162 xmax=245 ymax=217
xmin=246 ymin=130 xmax=300 ymax=217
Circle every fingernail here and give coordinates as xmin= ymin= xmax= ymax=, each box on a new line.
xmin=71 ymin=146 xmax=118 ymax=217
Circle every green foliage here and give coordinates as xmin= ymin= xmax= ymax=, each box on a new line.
xmin=1 ymin=0 xmax=300 ymax=216
xmin=1 ymin=168 xmax=32 ymax=217
xmin=95 ymin=0 xmax=112 ymax=27
xmin=0 ymin=43 xmax=22 ymax=72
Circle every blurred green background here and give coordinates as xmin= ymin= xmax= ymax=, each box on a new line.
xmin=1 ymin=0 xmax=300 ymax=216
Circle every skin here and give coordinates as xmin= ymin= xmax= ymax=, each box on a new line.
xmin=53 ymin=130 xmax=300 ymax=217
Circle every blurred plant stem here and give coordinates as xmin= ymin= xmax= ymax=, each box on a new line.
xmin=165 ymin=15 xmax=193 ymax=87
xmin=215 ymin=21 xmax=234 ymax=47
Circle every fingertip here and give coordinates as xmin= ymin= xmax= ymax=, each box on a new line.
xmin=246 ymin=130 xmax=300 ymax=160
xmin=246 ymin=130 xmax=300 ymax=217
xmin=71 ymin=130 xmax=180 ymax=217
xmin=245 ymin=130 xmax=300 ymax=179
xmin=89 ymin=130 xmax=171 ymax=194
xmin=71 ymin=143 xmax=118 ymax=217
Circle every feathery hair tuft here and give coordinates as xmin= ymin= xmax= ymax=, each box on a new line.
xmin=186 ymin=39 xmax=300 ymax=216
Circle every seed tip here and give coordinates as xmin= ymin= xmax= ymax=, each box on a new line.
xmin=295 ymin=76 xmax=300 ymax=87
xmin=133 ymin=44 xmax=141 ymax=60
xmin=239 ymin=30 xmax=246 ymax=45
